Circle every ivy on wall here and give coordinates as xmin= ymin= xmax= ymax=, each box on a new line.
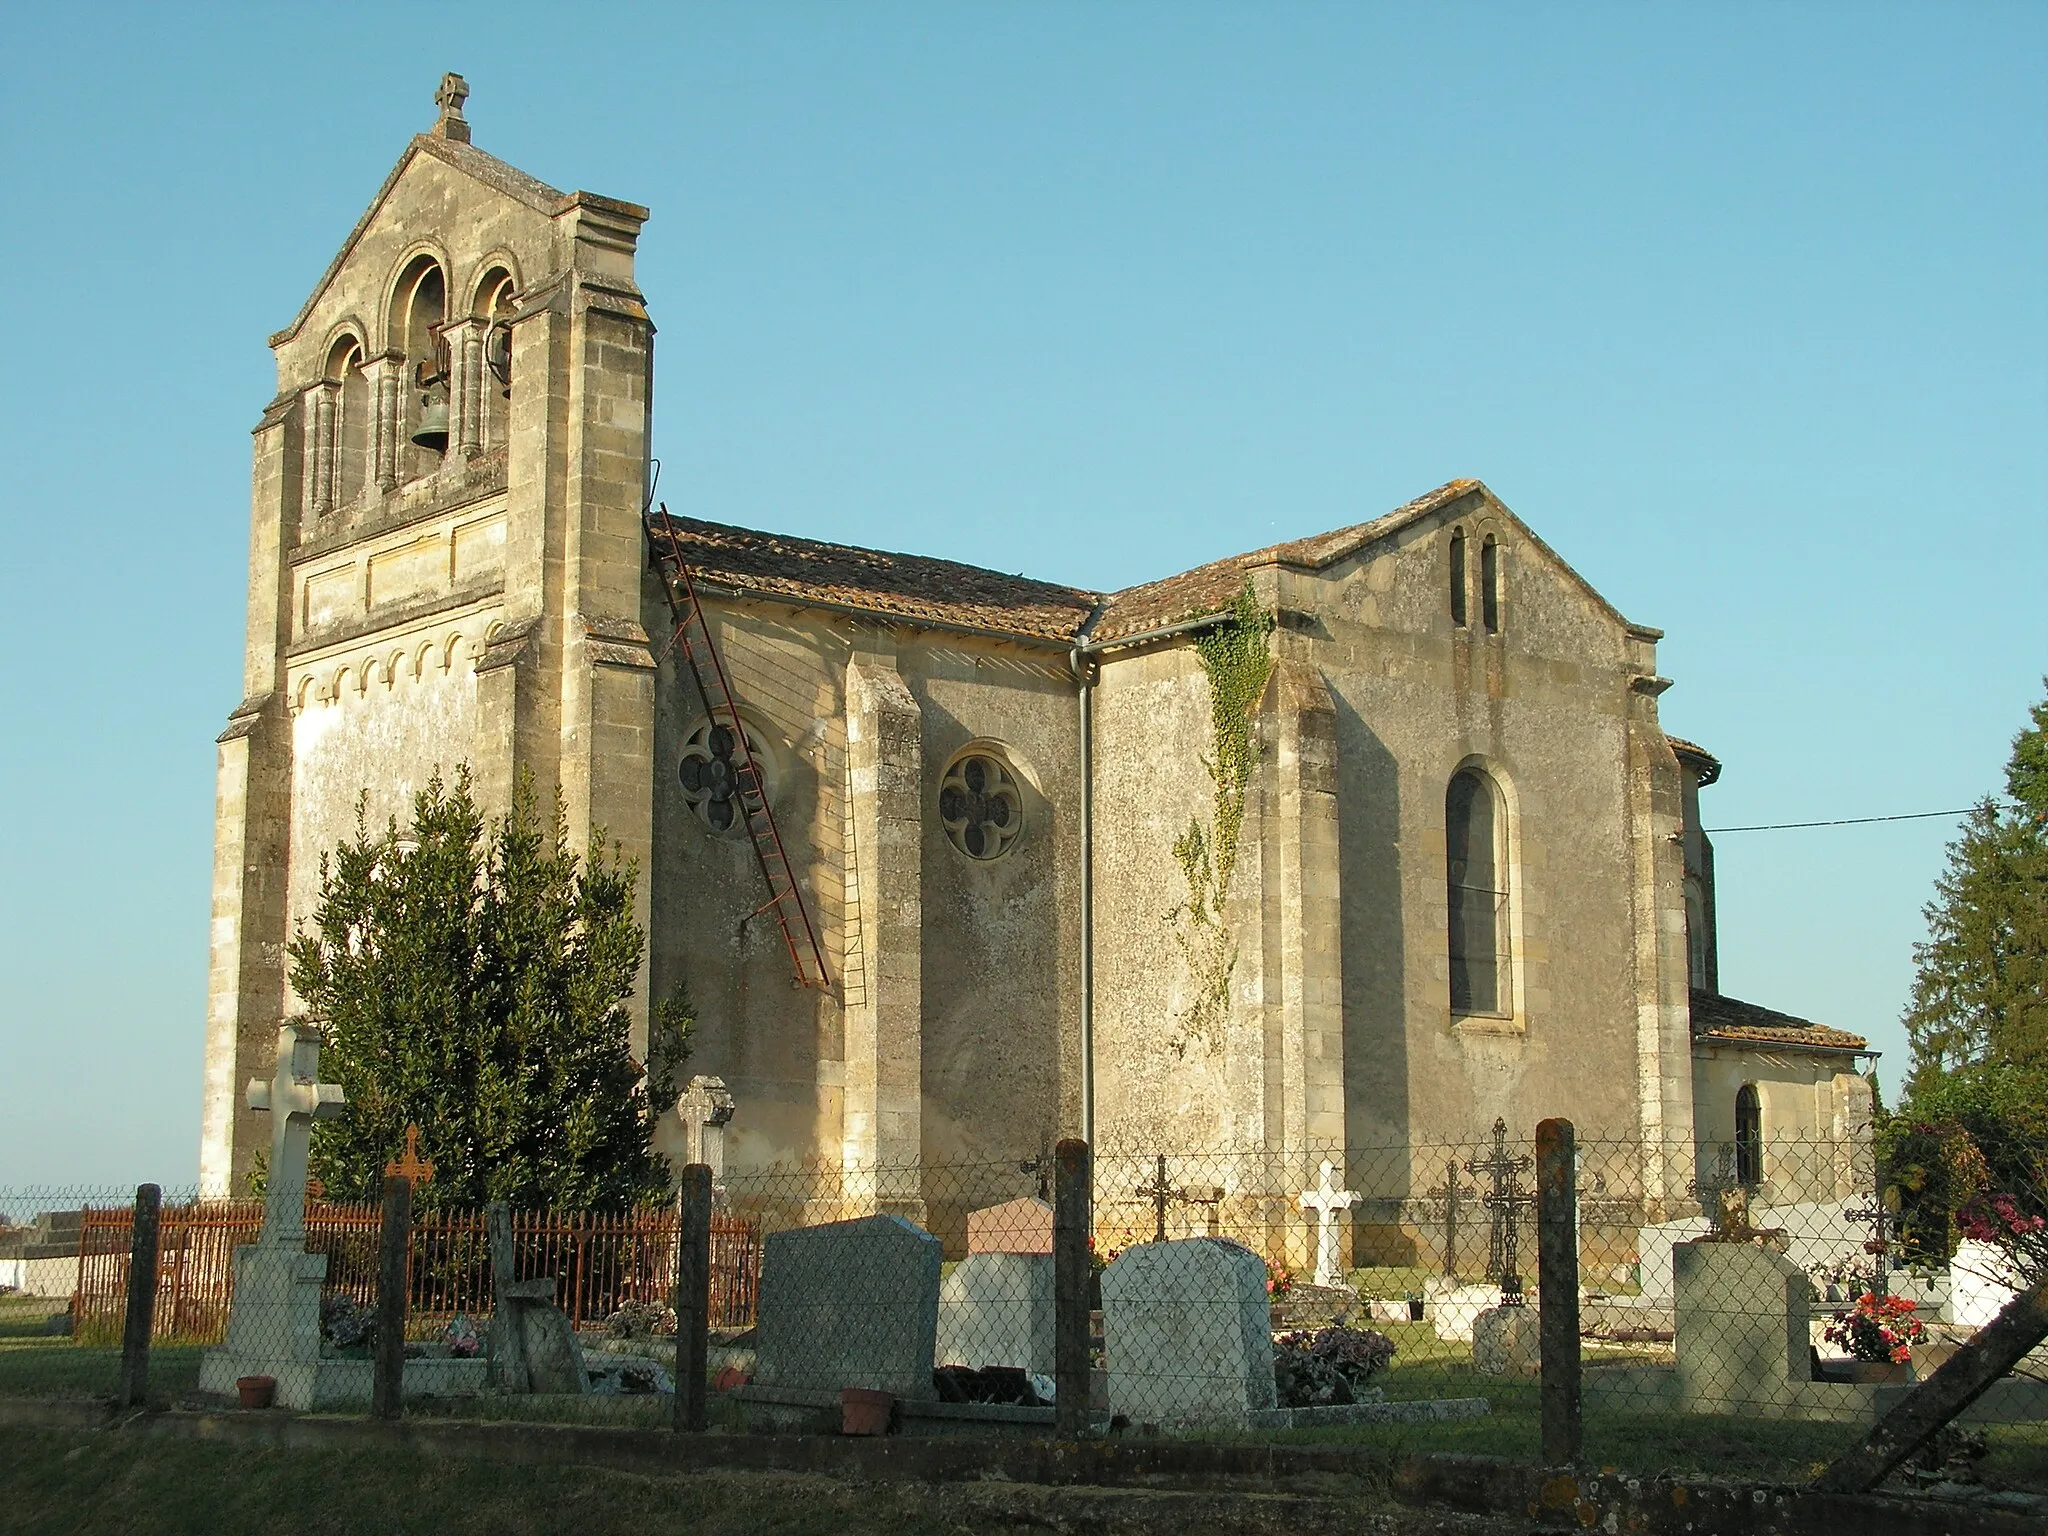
xmin=1168 ymin=580 xmax=1276 ymax=1052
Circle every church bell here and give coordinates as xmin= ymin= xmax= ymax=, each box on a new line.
xmin=410 ymin=397 xmax=450 ymax=452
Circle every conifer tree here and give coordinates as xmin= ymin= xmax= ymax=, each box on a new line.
xmin=288 ymin=768 xmax=678 ymax=1210
xmin=1902 ymin=683 xmax=2048 ymax=1092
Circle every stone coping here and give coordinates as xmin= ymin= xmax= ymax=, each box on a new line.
xmin=1248 ymin=1397 xmax=1491 ymax=1430
xmin=3 ymin=1398 xmax=2039 ymax=1536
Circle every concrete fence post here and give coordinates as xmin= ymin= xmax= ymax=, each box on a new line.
xmin=1535 ymin=1117 xmax=1581 ymax=1466
xmin=372 ymin=1174 xmax=411 ymax=1419
xmin=674 ymin=1163 xmax=713 ymax=1433
xmin=115 ymin=1183 xmax=162 ymax=1410
xmin=1054 ymin=1137 xmax=1093 ymax=1438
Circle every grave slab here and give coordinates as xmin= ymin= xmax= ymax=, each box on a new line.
xmin=1101 ymin=1237 xmax=1275 ymax=1428
xmin=936 ymin=1251 xmax=1054 ymax=1374
xmin=752 ymin=1212 xmax=942 ymax=1401
xmin=966 ymin=1197 xmax=1054 ymax=1256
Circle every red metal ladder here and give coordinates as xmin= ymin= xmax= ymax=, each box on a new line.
xmin=646 ymin=505 xmax=831 ymax=991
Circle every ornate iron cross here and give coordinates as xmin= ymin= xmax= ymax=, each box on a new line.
xmin=1135 ymin=1155 xmax=1189 ymax=1244
xmin=385 ymin=1124 xmax=436 ymax=1189
xmin=1465 ymin=1118 xmax=1534 ymax=1298
xmin=1426 ymin=1158 xmax=1477 ymax=1279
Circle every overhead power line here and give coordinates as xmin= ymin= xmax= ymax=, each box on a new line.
xmin=1705 ymin=808 xmax=1982 ymax=834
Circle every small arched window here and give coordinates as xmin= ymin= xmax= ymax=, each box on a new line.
xmin=1449 ymin=528 xmax=1468 ymax=628
xmin=1446 ymin=767 xmax=1509 ymax=1015
xmin=1734 ymin=1085 xmax=1763 ymax=1186
xmin=324 ymin=336 xmax=370 ymax=511
xmin=1480 ymin=535 xmax=1501 ymax=633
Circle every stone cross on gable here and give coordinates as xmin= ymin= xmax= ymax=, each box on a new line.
xmin=246 ymin=1023 xmax=346 ymax=1247
xmin=1298 ymin=1159 xmax=1358 ymax=1288
xmin=432 ymin=72 xmax=472 ymax=144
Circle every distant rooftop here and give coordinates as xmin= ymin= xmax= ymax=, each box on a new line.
xmin=1690 ymin=989 xmax=1869 ymax=1055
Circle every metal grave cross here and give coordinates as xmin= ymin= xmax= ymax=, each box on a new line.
xmin=1426 ymin=1159 xmax=1477 ymax=1279
xmin=246 ymin=1022 xmax=348 ymax=1246
xmin=1845 ymin=1161 xmax=1901 ymax=1299
xmin=1298 ymin=1159 xmax=1358 ymax=1288
xmin=1135 ymin=1155 xmax=1189 ymax=1243
xmin=386 ymin=1124 xmax=436 ymax=1189
xmin=1465 ymin=1118 xmax=1534 ymax=1299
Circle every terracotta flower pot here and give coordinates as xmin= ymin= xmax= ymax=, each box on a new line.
xmin=1841 ymin=1360 xmax=1908 ymax=1385
xmin=236 ymin=1375 xmax=277 ymax=1409
xmin=839 ymin=1386 xmax=894 ymax=1436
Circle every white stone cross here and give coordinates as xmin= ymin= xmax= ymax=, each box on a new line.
xmin=1298 ymin=1159 xmax=1358 ymax=1289
xmin=246 ymin=1023 xmax=347 ymax=1246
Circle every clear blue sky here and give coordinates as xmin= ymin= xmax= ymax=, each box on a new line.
xmin=1 ymin=4 xmax=2041 ymax=1187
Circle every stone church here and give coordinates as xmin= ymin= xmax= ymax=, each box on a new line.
xmin=198 ymin=80 xmax=1874 ymax=1219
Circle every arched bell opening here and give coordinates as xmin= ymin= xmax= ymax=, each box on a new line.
xmin=472 ymin=267 xmax=518 ymax=453
xmin=391 ymin=255 xmax=449 ymax=476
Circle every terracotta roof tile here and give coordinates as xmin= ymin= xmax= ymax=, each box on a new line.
xmin=1086 ymin=479 xmax=1480 ymax=642
xmin=652 ymin=513 xmax=1101 ymax=642
xmin=1690 ymin=989 xmax=1868 ymax=1054
xmin=651 ymin=478 xmax=1485 ymax=647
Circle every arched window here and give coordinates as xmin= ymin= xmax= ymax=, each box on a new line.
xmin=1734 ymin=1085 xmax=1763 ymax=1186
xmin=1449 ymin=528 xmax=1468 ymax=628
xmin=324 ymin=336 xmax=369 ymax=511
xmin=1446 ymin=767 xmax=1509 ymax=1015
xmin=1480 ymin=535 xmax=1501 ymax=633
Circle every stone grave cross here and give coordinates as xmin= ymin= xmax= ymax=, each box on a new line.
xmin=1135 ymin=1156 xmax=1189 ymax=1243
xmin=1465 ymin=1118 xmax=1533 ymax=1299
xmin=1427 ymin=1159 xmax=1477 ymax=1279
xmin=246 ymin=1022 xmax=347 ymax=1247
xmin=677 ymin=1075 xmax=735 ymax=1183
xmin=385 ymin=1124 xmax=435 ymax=1189
xmin=1298 ymin=1160 xmax=1358 ymax=1288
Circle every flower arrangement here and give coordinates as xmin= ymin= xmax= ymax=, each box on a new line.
xmin=1272 ymin=1325 xmax=1397 ymax=1407
xmin=1087 ymin=1237 xmax=1121 ymax=1279
xmin=603 ymin=1299 xmax=678 ymax=1340
xmin=319 ymin=1294 xmax=377 ymax=1353
xmin=1958 ymin=1192 xmax=2046 ymax=1245
xmin=1266 ymin=1265 xmax=1294 ymax=1298
xmin=1822 ymin=1291 xmax=1926 ymax=1364
xmin=1806 ymin=1256 xmax=1882 ymax=1301
xmin=443 ymin=1313 xmax=482 ymax=1358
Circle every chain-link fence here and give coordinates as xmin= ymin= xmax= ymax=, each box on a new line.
xmin=3 ymin=1130 xmax=2042 ymax=1499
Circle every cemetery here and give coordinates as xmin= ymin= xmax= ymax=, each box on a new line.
xmin=7 ymin=1119 xmax=2046 ymax=1510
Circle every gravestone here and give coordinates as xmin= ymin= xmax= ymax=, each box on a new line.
xmin=966 ymin=1196 xmax=1053 ymax=1255
xmin=197 ymin=1023 xmax=349 ymax=1410
xmin=752 ymin=1213 xmax=941 ymax=1400
xmin=935 ymin=1251 xmax=1054 ymax=1374
xmin=1950 ymin=1240 xmax=2021 ymax=1328
xmin=488 ymin=1275 xmax=589 ymax=1394
xmin=1672 ymin=1238 xmax=1809 ymax=1413
xmin=1426 ymin=1277 xmax=1505 ymax=1343
xmin=1471 ymin=1304 xmax=1540 ymax=1376
xmin=1101 ymin=1237 xmax=1276 ymax=1428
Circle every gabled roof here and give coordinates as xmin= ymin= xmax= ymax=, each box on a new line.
xmin=270 ymin=135 xmax=644 ymax=349
xmin=651 ymin=475 xmax=1641 ymax=650
xmin=654 ymin=513 xmax=1100 ymax=644
xmin=1690 ymin=989 xmax=1870 ymax=1055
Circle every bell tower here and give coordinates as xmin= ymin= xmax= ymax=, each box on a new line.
xmin=198 ymin=78 xmax=658 ymax=1196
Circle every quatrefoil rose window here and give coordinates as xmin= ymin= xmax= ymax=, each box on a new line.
xmin=940 ymin=751 xmax=1023 ymax=861
xmin=678 ymin=719 xmax=768 ymax=836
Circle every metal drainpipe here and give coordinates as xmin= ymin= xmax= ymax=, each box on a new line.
xmin=1068 ymin=645 xmax=1096 ymax=1145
